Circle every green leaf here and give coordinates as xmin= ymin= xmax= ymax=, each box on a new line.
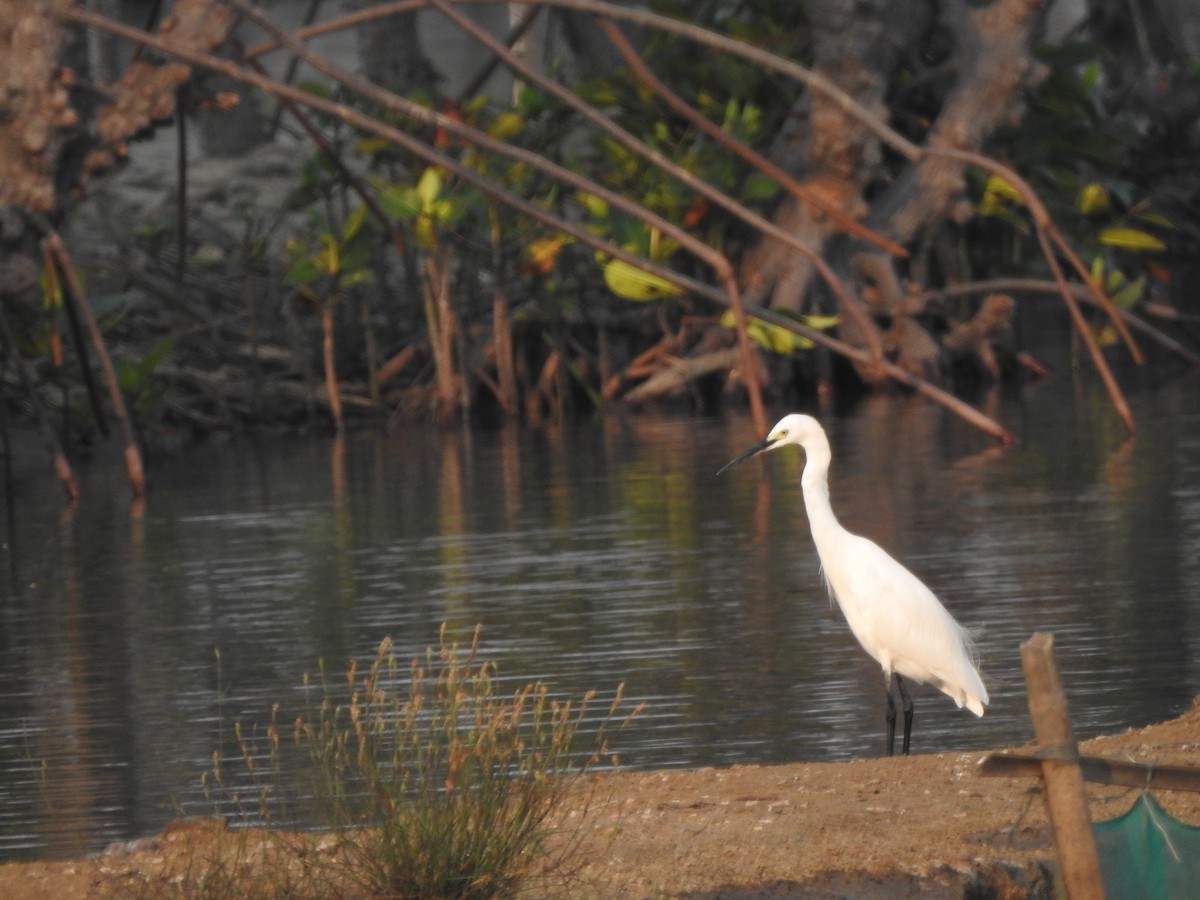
xmin=741 ymin=172 xmax=781 ymax=202
xmin=1132 ymin=211 xmax=1173 ymax=229
xmin=602 ymin=258 xmax=682 ymax=301
xmin=983 ymin=175 xmax=1024 ymax=205
xmin=341 ymin=268 xmax=375 ymax=289
xmin=39 ymin=268 xmax=63 ymax=309
xmin=117 ymin=360 xmax=138 ymax=393
xmin=1098 ymin=227 xmax=1166 ymax=251
xmin=356 ymin=137 xmax=392 ymax=156
xmin=1094 ymin=323 xmax=1120 ymax=347
xmin=517 ymin=85 xmax=552 ymax=116
xmin=740 ymin=103 xmax=762 ymax=139
xmin=719 ymin=311 xmax=837 ymax=354
xmin=1076 ymin=182 xmax=1110 ymax=214
xmin=1110 ymin=275 xmax=1145 ymax=309
xmin=317 ymin=233 xmax=339 ymax=275
xmin=575 ymin=79 xmax=619 ymax=107
xmin=297 ymin=79 xmax=333 ymax=100
xmin=462 ymin=93 xmax=490 ymax=116
xmin=721 ymin=97 xmax=739 ymax=132
xmin=487 ymin=110 xmax=523 ymax=141
xmin=342 ymin=203 xmax=368 ymax=244
xmin=287 ymin=256 xmax=323 ymax=286
xmin=416 ymin=167 xmax=442 ymax=209
xmin=414 ymin=215 xmax=437 ymax=249
xmin=340 ymin=237 xmax=371 ymax=274
xmin=377 ymin=183 xmax=422 ymax=220
xmin=803 ymin=314 xmax=840 ymax=332
xmin=136 ymin=333 xmax=179 ymax=382
xmin=576 ymin=192 xmax=610 ymax=219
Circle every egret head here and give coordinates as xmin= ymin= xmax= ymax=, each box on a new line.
xmin=717 ymin=414 xmax=824 ymax=474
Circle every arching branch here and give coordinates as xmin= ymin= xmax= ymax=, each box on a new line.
xmin=62 ymin=2 xmax=1023 ymax=443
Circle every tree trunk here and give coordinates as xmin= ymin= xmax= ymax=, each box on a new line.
xmin=423 ymin=246 xmax=461 ymax=425
xmin=346 ymin=0 xmax=438 ymax=93
xmin=864 ymin=0 xmax=1045 ymax=244
xmin=491 ymin=291 xmax=518 ymax=416
xmin=738 ymin=0 xmax=1045 ymax=371
xmin=321 ymin=304 xmax=343 ymax=431
xmin=739 ymin=0 xmax=930 ymax=315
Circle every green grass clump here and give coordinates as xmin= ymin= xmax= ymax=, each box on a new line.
xmin=299 ymin=624 xmax=629 ymax=898
xmin=122 ymin=624 xmax=637 ymax=899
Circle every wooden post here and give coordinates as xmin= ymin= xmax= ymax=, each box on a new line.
xmin=1020 ymin=632 xmax=1106 ymax=900
xmin=979 ymin=752 xmax=1200 ymax=792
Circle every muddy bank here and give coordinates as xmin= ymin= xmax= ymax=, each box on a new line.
xmin=5 ymin=698 xmax=1200 ymax=898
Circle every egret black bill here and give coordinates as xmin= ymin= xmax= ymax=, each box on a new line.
xmin=717 ymin=436 xmax=777 ymax=475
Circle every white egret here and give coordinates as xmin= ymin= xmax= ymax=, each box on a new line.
xmin=719 ymin=413 xmax=987 ymax=756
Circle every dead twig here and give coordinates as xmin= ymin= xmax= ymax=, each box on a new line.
xmin=925 ymin=278 xmax=1200 ymax=368
xmin=44 ymin=232 xmax=146 ymax=496
xmin=68 ymin=2 xmax=1023 ymax=442
xmin=622 ymin=349 xmax=742 ymax=404
xmin=595 ymin=17 xmax=887 ymax=367
xmin=744 ymin=303 xmax=1016 ymax=444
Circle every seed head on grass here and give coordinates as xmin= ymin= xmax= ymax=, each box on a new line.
xmin=294 ymin=623 xmax=639 ymax=899
xmin=120 ymin=625 xmax=638 ymax=899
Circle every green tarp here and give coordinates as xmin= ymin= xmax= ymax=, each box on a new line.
xmin=1095 ymin=792 xmax=1200 ymax=899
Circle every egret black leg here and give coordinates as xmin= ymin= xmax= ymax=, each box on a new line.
xmin=897 ymin=675 xmax=914 ymax=756
xmin=885 ymin=674 xmax=897 ymax=757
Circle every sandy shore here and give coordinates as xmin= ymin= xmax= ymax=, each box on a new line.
xmin=6 ymin=699 xmax=1200 ymax=898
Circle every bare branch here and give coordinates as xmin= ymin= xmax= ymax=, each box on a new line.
xmin=61 ymin=2 xmax=1027 ymax=442
xmin=925 ymin=279 xmax=1200 ymax=368
xmin=594 ymin=17 xmax=886 ymax=367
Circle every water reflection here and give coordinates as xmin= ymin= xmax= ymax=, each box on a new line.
xmin=1 ymin=377 xmax=1199 ymax=860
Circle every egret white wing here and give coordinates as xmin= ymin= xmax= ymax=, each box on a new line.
xmin=831 ymin=534 xmax=987 ymax=715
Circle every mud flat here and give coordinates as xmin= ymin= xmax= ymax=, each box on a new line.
xmin=7 ymin=700 xmax=1200 ymax=898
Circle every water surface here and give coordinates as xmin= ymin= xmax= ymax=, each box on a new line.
xmin=2 ymin=373 xmax=1198 ymax=860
